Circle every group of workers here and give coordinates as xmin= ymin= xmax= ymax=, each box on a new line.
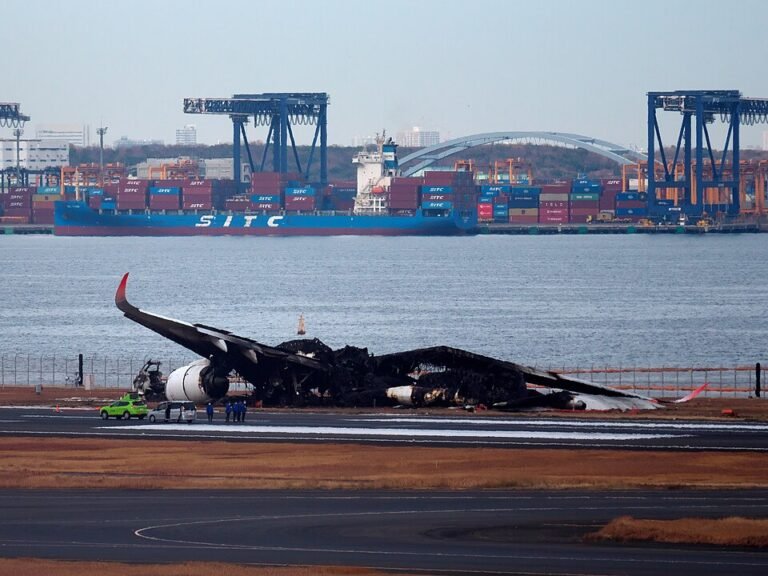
xmin=204 ymin=399 xmax=249 ymax=423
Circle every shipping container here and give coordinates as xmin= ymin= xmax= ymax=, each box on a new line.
xmin=479 ymin=185 xmax=511 ymax=195
xmin=510 ymin=186 xmax=541 ymax=195
xmin=421 ymin=185 xmax=453 ymax=194
xmin=615 ymin=207 xmax=647 ymax=216
xmin=508 ymin=214 xmax=539 ymax=224
xmin=570 ymin=192 xmax=600 ymax=201
xmin=508 ymin=208 xmax=539 ymax=216
xmin=615 ymin=192 xmax=645 ymax=202
xmin=285 ymin=187 xmax=316 ymax=196
xmin=148 ymin=196 xmax=180 ymax=210
xmin=508 ymin=198 xmax=539 ymax=209
xmin=149 ymin=187 xmax=181 ymax=195
xmin=250 ymin=194 xmax=281 ymax=203
xmin=540 ymin=193 xmax=569 ymax=202
xmin=421 ymin=193 xmax=452 ymax=202
xmin=249 ymin=202 xmax=280 ymax=211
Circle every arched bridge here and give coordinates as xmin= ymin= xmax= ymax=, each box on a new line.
xmin=398 ymin=132 xmax=647 ymax=176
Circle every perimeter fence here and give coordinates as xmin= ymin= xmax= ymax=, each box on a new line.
xmin=0 ymin=354 xmax=764 ymax=399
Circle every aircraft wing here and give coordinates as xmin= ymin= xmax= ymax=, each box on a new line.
xmin=115 ymin=273 xmax=327 ymax=373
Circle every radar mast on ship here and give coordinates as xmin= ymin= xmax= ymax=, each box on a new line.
xmin=352 ymin=132 xmax=399 ymax=215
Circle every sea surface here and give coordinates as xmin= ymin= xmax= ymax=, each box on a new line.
xmin=1 ymin=233 xmax=766 ymax=370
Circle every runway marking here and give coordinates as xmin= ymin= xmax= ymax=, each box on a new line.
xmin=354 ymin=417 xmax=768 ymax=431
xmin=134 ymin=509 xmax=768 ymax=568
xmin=111 ymin=424 xmax=682 ymax=441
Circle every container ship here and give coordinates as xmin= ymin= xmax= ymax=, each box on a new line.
xmin=49 ymin=137 xmax=478 ymax=237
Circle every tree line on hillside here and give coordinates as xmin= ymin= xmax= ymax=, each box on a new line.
xmin=70 ymin=143 xmax=768 ymax=183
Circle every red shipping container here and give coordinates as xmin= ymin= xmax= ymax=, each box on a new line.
xmin=570 ymin=207 xmax=599 ymax=216
xmin=601 ymin=178 xmax=623 ymax=191
xmin=182 ymin=190 xmax=214 ymax=199
xmin=0 ymin=215 xmax=29 ymax=223
xmin=391 ymin=177 xmax=422 ymax=186
xmin=540 ymin=201 xmax=568 ymax=209
xmin=2 ymin=207 xmax=32 ymax=217
xmin=117 ymin=199 xmax=147 ymax=210
xmin=615 ymin=200 xmax=645 ymax=209
xmin=389 ymin=198 xmax=419 ymax=209
xmin=600 ymin=189 xmax=620 ymax=211
xmin=478 ymin=204 xmax=493 ymax=217
xmin=249 ymin=202 xmax=280 ymax=211
xmin=104 ymin=183 xmax=120 ymax=195
xmin=569 ymin=215 xmax=592 ymax=223
xmin=541 ymin=183 xmax=570 ymax=194
xmin=423 ymin=172 xmax=458 ymax=185
xmin=89 ymin=197 xmax=102 ymax=209
xmin=183 ymin=200 xmax=213 ymax=210
xmin=508 ymin=214 xmax=539 ymax=224
xmin=149 ymin=196 xmax=180 ymax=210
xmin=185 ymin=179 xmax=214 ymax=189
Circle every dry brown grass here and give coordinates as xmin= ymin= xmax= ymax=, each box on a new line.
xmin=0 ymin=559 xmax=411 ymax=576
xmin=2 ymin=437 xmax=768 ymax=491
xmin=589 ymin=516 xmax=768 ymax=547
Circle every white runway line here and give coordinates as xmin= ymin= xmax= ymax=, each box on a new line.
xmin=112 ymin=423 xmax=681 ymax=441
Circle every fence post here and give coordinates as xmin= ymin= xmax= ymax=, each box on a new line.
xmin=757 ymin=363 xmax=762 ymax=398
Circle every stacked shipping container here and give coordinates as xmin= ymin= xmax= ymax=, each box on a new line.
xmin=507 ymin=187 xmax=540 ymax=224
xmin=539 ymin=183 xmax=569 ymax=224
xmin=569 ymin=178 xmax=601 ymax=223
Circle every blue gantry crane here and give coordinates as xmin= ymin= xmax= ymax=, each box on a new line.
xmin=647 ymin=90 xmax=768 ymax=220
xmin=0 ymin=102 xmax=29 ymax=128
xmin=183 ymin=93 xmax=329 ymax=190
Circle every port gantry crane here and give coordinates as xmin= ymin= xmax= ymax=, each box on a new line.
xmin=183 ymin=93 xmax=329 ymax=190
xmin=647 ymin=90 xmax=768 ymax=220
xmin=0 ymin=102 xmax=30 ymax=192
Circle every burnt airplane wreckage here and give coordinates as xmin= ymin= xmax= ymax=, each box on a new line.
xmin=117 ymin=273 xmax=658 ymax=411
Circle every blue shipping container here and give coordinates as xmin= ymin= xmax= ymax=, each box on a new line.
xmin=615 ymin=207 xmax=647 ymax=216
xmin=149 ymin=187 xmax=181 ymax=195
xmin=421 ymin=201 xmax=453 ymax=210
xmin=616 ymin=192 xmax=640 ymax=202
xmin=421 ymin=186 xmax=453 ymax=194
xmin=508 ymin=199 xmax=539 ymax=208
xmin=38 ymin=186 xmax=60 ymax=194
xmin=101 ymin=200 xmax=116 ymax=210
xmin=510 ymin=187 xmax=541 ymax=195
xmin=478 ymin=196 xmax=494 ymax=204
xmin=251 ymin=195 xmax=281 ymax=203
xmin=89 ymin=188 xmax=104 ymax=196
xmin=480 ymin=185 xmax=511 ymax=194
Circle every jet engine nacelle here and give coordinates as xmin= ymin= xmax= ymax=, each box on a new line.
xmin=165 ymin=359 xmax=230 ymax=403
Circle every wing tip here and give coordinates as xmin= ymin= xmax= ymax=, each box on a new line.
xmin=116 ymin=272 xmax=130 ymax=307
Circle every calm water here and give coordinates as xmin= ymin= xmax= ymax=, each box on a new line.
xmin=1 ymin=233 xmax=767 ymax=369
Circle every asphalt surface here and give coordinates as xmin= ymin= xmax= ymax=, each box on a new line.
xmin=1 ymin=489 xmax=767 ymax=575
xmin=1 ymin=406 xmax=768 ymax=451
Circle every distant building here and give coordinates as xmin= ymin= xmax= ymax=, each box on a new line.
xmin=0 ymin=139 xmax=69 ymax=170
xmin=176 ymin=125 xmax=197 ymax=146
xmin=396 ymin=127 xmax=440 ymax=148
xmin=114 ymin=136 xmax=165 ymax=148
xmin=35 ymin=124 xmax=90 ymax=147
xmin=763 ymin=130 xmax=768 ymax=151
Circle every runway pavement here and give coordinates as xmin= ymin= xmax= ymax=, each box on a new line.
xmin=0 ymin=489 xmax=767 ymax=575
xmin=1 ymin=406 xmax=768 ymax=450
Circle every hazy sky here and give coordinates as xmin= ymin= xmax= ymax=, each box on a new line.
xmin=3 ymin=0 xmax=768 ymax=150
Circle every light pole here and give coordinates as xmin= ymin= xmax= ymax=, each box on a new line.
xmin=13 ymin=128 xmax=23 ymax=182
xmin=97 ymin=126 xmax=108 ymax=185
